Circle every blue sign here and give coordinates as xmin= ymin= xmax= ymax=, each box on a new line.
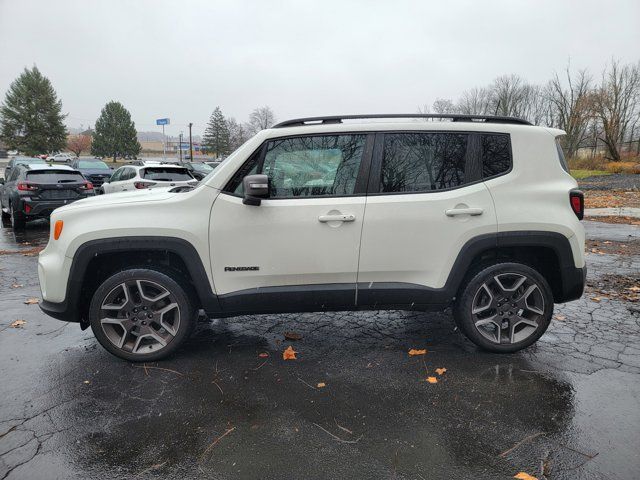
xmin=156 ymin=118 xmax=170 ymax=126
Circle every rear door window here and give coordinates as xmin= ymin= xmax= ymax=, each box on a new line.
xmin=142 ymin=167 xmax=193 ymax=181
xmin=380 ymin=133 xmax=469 ymax=193
xmin=26 ymin=171 xmax=85 ymax=183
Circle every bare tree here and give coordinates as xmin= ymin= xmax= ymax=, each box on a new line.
xmin=489 ymin=74 xmax=532 ymax=117
xmin=457 ymin=87 xmax=492 ymax=115
xmin=226 ymin=117 xmax=248 ymax=150
xmin=66 ymin=134 xmax=91 ymax=157
xmin=546 ymin=66 xmax=593 ymax=158
xmin=592 ymin=60 xmax=640 ymax=160
xmin=247 ymin=106 xmax=276 ymax=134
xmin=432 ymin=98 xmax=457 ymax=115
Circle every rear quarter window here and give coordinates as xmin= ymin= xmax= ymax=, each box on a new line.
xmin=555 ymin=137 xmax=569 ymax=173
xmin=26 ymin=171 xmax=85 ymax=183
xmin=481 ymin=134 xmax=512 ymax=178
xmin=142 ymin=167 xmax=193 ymax=181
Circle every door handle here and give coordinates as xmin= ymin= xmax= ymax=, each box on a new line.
xmin=445 ymin=207 xmax=483 ymax=217
xmin=318 ymin=214 xmax=356 ymax=223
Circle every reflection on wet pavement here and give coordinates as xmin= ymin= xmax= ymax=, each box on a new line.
xmin=0 ymin=221 xmax=639 ymax=479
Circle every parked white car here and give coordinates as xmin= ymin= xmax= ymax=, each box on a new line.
xmin=47 ymin=153 xmax=74 ymax=163
xmin=100 ymin=163 xmax=198 ymax=194
xmin=38 ymin=114 xmax=586 ymax=361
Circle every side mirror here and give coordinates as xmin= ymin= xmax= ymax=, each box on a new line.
xmin=242 ymin=174 xmax=269 ymax=206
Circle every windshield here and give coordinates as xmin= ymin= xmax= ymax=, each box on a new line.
xmin=26 ymin=171 xmax=85 ymax=183
xmin=78 ymin=160 xmax=110 ymax=169
xmin=142 ymin=167 xmax=193 ymax=181
xmin=15 ymin=157 xmax=46 ymax=165
xmin=191 ymin=163 xmax=214 ymax=173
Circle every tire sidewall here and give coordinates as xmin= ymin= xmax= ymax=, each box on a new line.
xmin=89 ymin=268 xmax=195 ymax=362
xmin=11 ymin=202 xmax=25 ymax=229
xmin=455 ymin=262 xmax=554 ymax=353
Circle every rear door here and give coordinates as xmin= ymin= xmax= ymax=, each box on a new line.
xmin=357 ymin=131 xmax=501 ymax=307
xmin=209 ymin=133 xmax=373 ymax=312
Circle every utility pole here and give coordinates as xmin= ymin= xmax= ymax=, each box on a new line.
xmin=178 ymin=132 xmax=183 ymax=164
xmin=188 ymin=123 xmax=193 ymax=161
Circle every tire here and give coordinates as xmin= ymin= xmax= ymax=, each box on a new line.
xmin=453 ymin=262 xmax=553 ymax=353
xmin=89 ymin=268 xmax=196 ymax=361
xmin=10 ymin=202 xmax=26 ymax=229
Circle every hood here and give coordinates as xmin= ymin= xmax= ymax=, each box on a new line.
xmin=56 ymin=187 xmax=175 ymax=212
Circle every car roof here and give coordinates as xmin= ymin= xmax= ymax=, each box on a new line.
xmin=24 ymin=164 xmax=76 ymax=171
xmin=136 ymin=163 xmax=187 ymax=169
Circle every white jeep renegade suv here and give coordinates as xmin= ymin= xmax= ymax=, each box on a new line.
xmin=38 ymin=114 xmax=586 ymax=361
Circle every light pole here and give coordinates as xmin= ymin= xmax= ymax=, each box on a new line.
xmin=178 ymin=132 xmax=183 ymax=164
xmin=188 ymin=123 xmax=193 ymax=161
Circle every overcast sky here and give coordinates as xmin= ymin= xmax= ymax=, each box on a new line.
xmin=1 ymin=0 xmax=638 ymax=136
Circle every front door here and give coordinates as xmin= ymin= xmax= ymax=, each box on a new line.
xmin=209 ymin=133 xmax=373 ymax=313
xmin=357 ymin=131 xmax=502 ymax=307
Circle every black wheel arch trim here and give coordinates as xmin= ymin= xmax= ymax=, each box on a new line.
xmin=40 ymin=236 xmax=220 ymax=325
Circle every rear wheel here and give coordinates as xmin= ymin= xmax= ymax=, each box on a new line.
xmin=10 ymin=203 xmax=26 ymax=229
xmin=454 ymin=262 xmax=553 ymax=353
xmin=89 ymin=268 xmax=196 ymax=361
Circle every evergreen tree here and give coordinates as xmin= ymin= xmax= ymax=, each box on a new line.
xmin=91 ymin=101 xmax=141 ymax=160
xmin=203 ymin=107 xmax=230 ymax=157
xmin=0 ymin=66 xmax=67 ymax=155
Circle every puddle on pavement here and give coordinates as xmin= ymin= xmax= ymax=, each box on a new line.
xmin=0 ymin=219 xmax=50 ymax=250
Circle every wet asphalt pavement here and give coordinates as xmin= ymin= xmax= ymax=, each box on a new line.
xmin=1 ymin=220 xmax=639 ymax=480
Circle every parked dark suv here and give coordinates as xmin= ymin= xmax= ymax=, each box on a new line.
xmin=4 ymin=156 xmax=47 ymax=178
xmin=70 ymin=158 xmax=114 ymax=186
xmin=0 ymin=164 xmax=95 ymax=228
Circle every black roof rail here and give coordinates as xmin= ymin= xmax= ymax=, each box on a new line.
xmin=272 ymin=114 xmax=532 ymax=128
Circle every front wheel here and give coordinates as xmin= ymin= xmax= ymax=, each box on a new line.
xmin=454 ymin=263 xmax=553 ymax=353
xmin=89 ymin=269 xmax=196 ymax=361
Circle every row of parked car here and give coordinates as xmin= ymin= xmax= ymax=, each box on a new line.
xmin=0 ymin=156 xmax=222 ymax=228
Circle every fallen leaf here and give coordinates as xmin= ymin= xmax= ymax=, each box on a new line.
xmin=590 ymin=297 xmax=601 ymax=303
xmin=435 ymin=368 xmax=447 ymax=376
xmin=10 ymin=319 xmax=26 ymax=328
xmin=11 ymin=284 xmax=23 ymax=289
xmin=408 ymin=349 xmax=427 ymax=356
xmin=24 ymin=298 xmax=39 ymax=305
xmin=628 ymin=286 xmax=640 ymax=292
xmin=282 ymin=346 xmax=297 ymax=360
xmin=514 ymin=472 xmax=537 ymax=480
xmin=284 ymin=332 xmax=302 ymax=341
xmin=317 ymin=382 xmax=326 ymax=388
xmin=83 ymin=380 xmax=90 ymax=384
xmin=258 ymin=352 xmax=269 ymax=358
xmin=553 ymin=314 xmax=566 ymax=321
xmin=426 ymin=377 xmax=438 ymax=384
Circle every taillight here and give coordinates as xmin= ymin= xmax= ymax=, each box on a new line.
xmin=134 ymin=181 xmax=157 ymax=189
xmin=570 ymin=190 xmax=584 ymax=220
xmin=80 ymin=181 xmax=93 ymax=190
xmin=17 ymin=182 xmax=38 ymax=191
